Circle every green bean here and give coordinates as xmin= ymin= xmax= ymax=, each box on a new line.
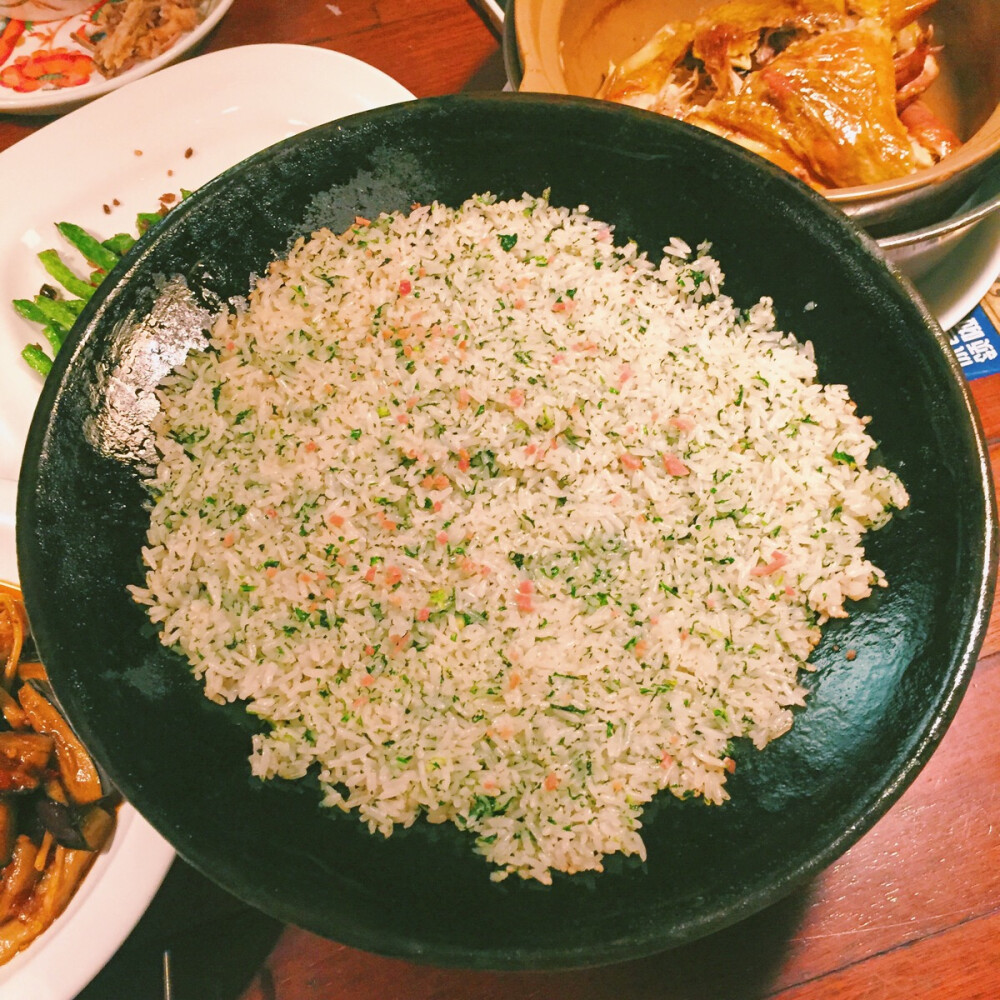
xmin=26 ymin=294 xmax=81 ymax=332
xmin=55 ymin=222 xmax=120 ymax=274
xmin=102 ymin=233 xmax=135 ymax=256
xmin=20 ymin=345 xmax=52 ymax=376
xmin=136 ymin=211 xmax=163 ymax=233
xmin=13 ymin=299 xmax=67 ymax=352
xmin=38 ymin=323 xmax=64 ymax=353
xmin=13 ymin=298 xmax=73 ymax=349
xmin=12 ymin=298 xmax=49 ymax=325
xmin=37 ymin=249 xmax=95 ymax=300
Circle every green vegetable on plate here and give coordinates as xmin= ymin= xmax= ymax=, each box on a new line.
xmin=14 ymin=194 xmax=191 ymax=377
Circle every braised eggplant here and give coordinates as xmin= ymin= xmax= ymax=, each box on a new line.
xmin=0 ymin=582 xmax=118 ymax=964
xmin=18 ymin=681 xmax=105 ymax=806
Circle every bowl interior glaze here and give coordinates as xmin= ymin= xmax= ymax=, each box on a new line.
xmin=16 ymin=94 xmax=996 ymax=970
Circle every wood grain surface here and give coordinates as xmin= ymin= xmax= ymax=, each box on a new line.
xmin=2 ymin=2 xmax=998 ymax=998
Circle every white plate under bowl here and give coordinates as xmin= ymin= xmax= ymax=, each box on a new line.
xmin=0 ymin=477 xmax=175 ymax=1000
xmin=0 ymin=0 xmax=235 ymax=115
xmin=0 ymin=42 xmax=415 ymax=483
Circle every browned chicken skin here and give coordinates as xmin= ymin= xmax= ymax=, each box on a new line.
xmin=597 ymin=0 xmax=959 ymax=188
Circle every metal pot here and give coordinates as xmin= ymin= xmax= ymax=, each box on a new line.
xmin=508 ymin=0 xmax=1000 ymax=238
xmin=879 ymin=163 xmax=1000 ymax=280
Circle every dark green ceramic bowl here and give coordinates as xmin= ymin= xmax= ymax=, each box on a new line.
xmin=16 ymin=94 xmax=996 ymax=970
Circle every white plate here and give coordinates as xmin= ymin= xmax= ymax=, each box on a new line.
xmin=0 ymin=477 xmax=175 ymax=1000
xmin=0 ymin=42 xmax=415 ymax=482
xmin=0 ymin=0 xmax=235 ymax=115
xmin=914 ymin=208 xmax=1000 ymax=332
xmin=0 ymin=44 xmax=414 ymax=997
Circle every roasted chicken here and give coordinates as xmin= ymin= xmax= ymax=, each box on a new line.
xmin=597 ymin=0 xmax=959 ymax=188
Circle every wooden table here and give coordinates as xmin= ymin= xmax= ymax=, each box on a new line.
xmin=2 ymin=3 xmax=999 ymax=998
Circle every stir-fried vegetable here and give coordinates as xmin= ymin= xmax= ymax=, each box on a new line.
xmin=14 ymin=197 xmax=188 ymax=377
xmin=0 ymin=582 xmax=117 ymax=964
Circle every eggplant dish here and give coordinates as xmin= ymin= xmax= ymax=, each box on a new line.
xmin=0 ymin=582 xmax=116 ymax=964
